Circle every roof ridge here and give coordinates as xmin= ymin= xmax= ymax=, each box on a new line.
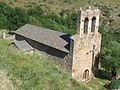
xmin=25 ymin=24 xmax=67 ymax=35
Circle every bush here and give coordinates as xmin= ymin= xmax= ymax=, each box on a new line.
xmin=0 ymin=2 xmax=76 ymax=35
xmin=109 ymin=78 xmax=120 ymax=89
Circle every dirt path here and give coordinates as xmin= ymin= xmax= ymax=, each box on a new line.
xmin=0 ymin=70 xmax=17 ymax=90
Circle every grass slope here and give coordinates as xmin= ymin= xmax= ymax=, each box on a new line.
xmin=0 ymin=39 xmax=88 ymax=90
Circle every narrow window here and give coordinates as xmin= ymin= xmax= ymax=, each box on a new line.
xmin=92 ymin=44 xmax=95 ymax=66
xmin=84 ymin=17 xmax=89 ymax=34
xmin=91 ymin=17 xmax=96 ymax=32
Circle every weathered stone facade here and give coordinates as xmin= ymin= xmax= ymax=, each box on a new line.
xmin=71 ymin=7 xmax=101 ymax=81
xmin=15 ymin=7 xmax=101 ymax=82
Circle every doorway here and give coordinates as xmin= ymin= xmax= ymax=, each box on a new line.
xmin=83 ymin=69 xmax=89 ymax=80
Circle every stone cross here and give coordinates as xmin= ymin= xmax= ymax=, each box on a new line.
xmin=91 ymin=45 xmax=97 ymax=71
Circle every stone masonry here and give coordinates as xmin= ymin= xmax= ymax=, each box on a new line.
xmin=14 ymin=7 xmax=101 ymax=82
xmin=71 ymin=7 xmax=101 ymax=81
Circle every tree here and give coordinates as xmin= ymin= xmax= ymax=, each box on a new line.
xmin=100 ymin=28 xmax=120 ymax=79
xmin=108 ymin=78 xmax=120 ymax=89
xmin=7 ymin=7 xmax=29 ymax=30
xmin=0 ymin=14 xmax=8 ymax=29
xmin=27 ymin=6 xmax=44 ymax=17
xmin=29 ymin=16 xmax=41 ymax=26
xmin=0 ymin=2 xmax=29 ymax=30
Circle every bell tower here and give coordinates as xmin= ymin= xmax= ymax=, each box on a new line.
xmin=77 ymin=7 xmax=100 ymax=37
xmin=71 ymin=7 xmax=101 ymax=82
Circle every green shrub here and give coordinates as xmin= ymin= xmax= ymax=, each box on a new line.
xmin=109 ymin=78 xmax=120 ymax=89
xmin=0 ymin=2 xmax=76 ymax=35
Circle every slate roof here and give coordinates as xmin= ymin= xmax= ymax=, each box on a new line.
xmin=15 ymin=24 xmax=71 ymax=53
xmin=14 ymin=40 xmax=33 ymax=52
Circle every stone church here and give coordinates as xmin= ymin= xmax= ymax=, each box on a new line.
xmin=14 ymin=7 xmax=101 ymax=82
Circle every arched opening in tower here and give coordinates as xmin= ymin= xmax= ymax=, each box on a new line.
xmin=91 ymin=17 xmax=96 ymax=32
xmin=83 ymin=69 xmax=89 ymax=80
xmin=84 ymin=17 xmax=89 ymax=34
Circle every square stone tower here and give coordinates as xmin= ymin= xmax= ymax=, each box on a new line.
xmin=71 ymin=7 xmax=101 ymax=82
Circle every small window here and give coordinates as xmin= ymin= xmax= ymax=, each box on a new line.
xmin=84 ymin=17 xmax=89 ymax=34
xmin=91 ymin=17 xmax=96 ymax=32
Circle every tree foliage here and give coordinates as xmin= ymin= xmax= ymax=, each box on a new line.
xmin=0 ymin=2 xmax=76 ymax=35
xmin=108 ymin=78 xmax=120 ymax=89
xmin=99 ymin=26 xmax=120 ymax=76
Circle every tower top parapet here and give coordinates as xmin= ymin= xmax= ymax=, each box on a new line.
xmin=79 ymin=6 xmax=99 ymax=11
xmin=77 ymin=6 xmax=100 ymax=37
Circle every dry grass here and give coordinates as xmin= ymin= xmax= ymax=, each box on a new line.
xmin=0 ymin=70 xmax=17 ymax=90
xmin=1 ymin=0 xmax=120 ymax=10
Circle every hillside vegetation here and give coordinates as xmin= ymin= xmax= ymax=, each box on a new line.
xmin=1 ymin=0 xmax=120 ymax=31
xmin=0 ymin=0 xmax=120 ymax=89
xmin=1 ymin=0 xmax=120 ymax=11
xmin=0 ymin=2 xmax=76 ymax=34
xmin=0 ymin=40 xmax=89 ymax=90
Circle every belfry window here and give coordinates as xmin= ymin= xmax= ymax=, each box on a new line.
xmin=91 ymin=17 xmax=96 ymax=32
xmin=84 ymin=17 xmax=89 ymax=34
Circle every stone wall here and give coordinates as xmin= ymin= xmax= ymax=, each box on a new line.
xmin=0 ymin=32 xmax=15 ymax=40
xmin=71 ymin=7 xmax=101 ymax=82
xmin=71 ymin=33 xmax=101 ymax=81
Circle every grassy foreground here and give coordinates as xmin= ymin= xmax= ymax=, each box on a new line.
xmin=0 ymin=39 xmax=88 ymax=90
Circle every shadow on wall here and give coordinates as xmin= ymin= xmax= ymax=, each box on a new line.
xmin=95 ymin=69 xmax=111 ymax=80
xmin=60 ymin=34 xmax=71 ymax=51
xmin=93 ymin=54 xmax=111 ymax=80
